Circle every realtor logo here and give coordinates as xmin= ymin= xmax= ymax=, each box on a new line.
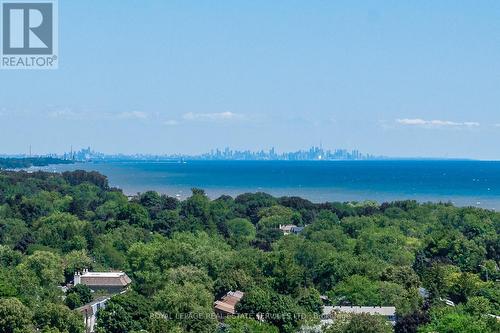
xmin=1 ymin=0 xmax=58 ymax=69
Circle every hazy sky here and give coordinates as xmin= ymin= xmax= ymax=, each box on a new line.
xmin=1 ymin=0 xmax=500 ymax=159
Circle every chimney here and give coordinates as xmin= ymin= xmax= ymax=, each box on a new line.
xmin=74 ymin=272 xmax=81 ymax=285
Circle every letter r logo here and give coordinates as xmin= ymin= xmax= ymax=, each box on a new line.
xmin=2 ymin=2 xmax=53 ymax=55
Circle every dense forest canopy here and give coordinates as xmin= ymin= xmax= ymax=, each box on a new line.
xmin=0 ymin=170 xmax=498 ymax=333
xmin=0 ymin=157 xmax=73 ymax=169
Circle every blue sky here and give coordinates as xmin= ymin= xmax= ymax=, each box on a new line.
xmin=1 ymin=0 xmax=500 ymax=159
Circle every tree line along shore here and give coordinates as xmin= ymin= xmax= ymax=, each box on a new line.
xmin=0 ymin=157 xmax=73 ymax=170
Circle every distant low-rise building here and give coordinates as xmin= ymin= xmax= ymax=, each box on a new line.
xmin=439 ymin=298 xmax=456 ymax=307
xmin=418 ymin=287 xmax=429 ymax=299
xmin=322 ymin=306 xmax=397 ymax=326
xmin=487 ymin=314 xmax=500 ymax=321
xmin=279 ymin=224 xmax=304 ymax=235
xmin=76 ymin=296 xmax=110 ymax=333
xmin=214 ymin=291 xmax=245 ymax=318
xmin=74 ymin=269 xmax=131 ymax=293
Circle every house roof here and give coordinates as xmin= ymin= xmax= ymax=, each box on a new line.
xmin=214 ymin=291 xmax=244 ymax=315
xmin=80 ymin=271 xmax=132 ymax=287
xmin=279 ymin=224 xmax=297 ymax=231
xmin=76 ymin=296 xmax=110 ymax=314
xmin=323 ymin=306 xmax=396 ymax=317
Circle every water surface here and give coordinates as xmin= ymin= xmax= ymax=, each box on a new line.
xmin=42 ymin=160 xmax=500 ymax=210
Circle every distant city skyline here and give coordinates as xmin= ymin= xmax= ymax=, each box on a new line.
xmin=1 ymin=2 xmax=500 ymax=159
xmin=2 ymin=146 xmax=380 ymax=161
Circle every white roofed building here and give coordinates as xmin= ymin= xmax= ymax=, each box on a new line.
xmin=279 ymin=224 xmax=305 ymax=235
xmin=321 ymin=306 xmax=397 ymax=326
xmin=74 ymin=269 xmax=132 ymax=293
xmin=76 ymin=296 xmax=110 ymax=333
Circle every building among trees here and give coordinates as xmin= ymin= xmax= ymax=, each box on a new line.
xmin=74 ymin=269 xmax=132 ymax=293
xmin=322 ymin=306 xmax=397 ymax=326
xmin=76 ymin=297 xmax=110 ymax=333
xmin=214 ymin=291 xmax=245 ymax=318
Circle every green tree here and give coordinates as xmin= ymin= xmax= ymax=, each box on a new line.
xmin=137 ymin=191 xmax=163 ymax=217
xmin=254 ymin=228 xmax=283 ymax=251
xmin=153 ymin=210 xmax=181 ymax=236
xmin=96 ymin=302 xmax=136 ymax=333
xmin=166 ymin=266 xmax=214 ymax=291
xmin=214 ymin=268 xmax=253 ymax=296
xmin=146 ymin=312 xmax=183 ymax=333
xmin=418 ymin=312 xmax=490 ymax=333
xmin=225 ymin=218 xmax=256 ymax=247
xmin=118 ymin=203 xmax=152 ymax=229
xmin=448 ymin=272 xmax=484 ymax=303
xmin=381 ymin=266 xmax=420 ymax=290
xmin=33 ymin=303 xmax=84 ymax=333
xmin=106 ymin=291 xmax=153 ymax=329
xmin=328 ymin=275 xmax=380 ymax=305
xmin=0 ymin=245 xmax=22 ymax=267
xmin=0 ymin=218 xmax=29 ymax=249
xmin=68 ymin=183 xmax=101 ymax=219
xmin=95 ymin=192 xmax=127 ymax=220
xmin=222 ymin=317 xmax=279 ymax=333
xmin=234 ymin=192 xmax=277 ymax=224
xmin=66 ymin=284 xmax=92 ymax=309
xmin=325 ymin=312 xmax=392 ymax=333
xmin=180 ymin=189 xmax=214 ymax=232
xmin=154 ymin=281 xmax=217 ymax=333
xmin=63 ymin=250 xmax=92 ymax=281
xmin=0 ymin=298 xmax=33 ymax=333
xmin=33 ymin=212 xmax=90 ymax=252
xmin=258 ymin=205 xmax=296 ymax=220
xmin=64 ymin=293 xmax=83 ymax=310
xmin=394 ymin=309 xmax=430 ymax=333
xmin=269 ymin=251 xmax=305 ymax=295
xmin=19 ymin=251 xmax=64 ymax=287
xmin=237 ymin=288 xmax=303 ymax=333
xmin=296 ymin=288 xmax=322 ymax=315
xmin=464 ymin=296 xmax=492 ymax=317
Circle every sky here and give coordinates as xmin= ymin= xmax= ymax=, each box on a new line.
xmin=1 ymin=0 xmax=500 ymax=159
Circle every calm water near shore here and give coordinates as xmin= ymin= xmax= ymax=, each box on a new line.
xmin=41 ymin=160 xmax=500 ymax=210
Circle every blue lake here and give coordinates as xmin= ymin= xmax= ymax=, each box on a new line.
xmin=42 ymin=160 xmax=500 ymax=210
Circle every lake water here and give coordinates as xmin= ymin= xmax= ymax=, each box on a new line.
xmin=41 ymin=160 xmax=500 ymax=210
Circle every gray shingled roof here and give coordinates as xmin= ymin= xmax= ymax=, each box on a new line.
xmin=80 ymin=272 xmax=132 ymax=287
